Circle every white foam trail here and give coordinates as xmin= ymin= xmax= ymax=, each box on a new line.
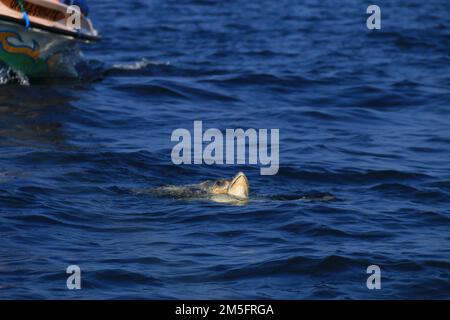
xmin=0 ymin=67 xmax=30 ymax=86
xmin=112 ymin=58 xmax=170 ymax=71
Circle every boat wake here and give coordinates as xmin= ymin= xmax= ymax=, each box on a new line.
xmin=0 ymin=56 xmax=171 ymax=85
xmin=0 ymin=65 xmax=29 ymax=86
xmin=112 ymin=58 xmax=170 ymax=71
xmin=55 ymin=57 xmax=172 ymax=83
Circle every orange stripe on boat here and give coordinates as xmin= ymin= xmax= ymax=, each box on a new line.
xmin=0 ymin=31 xmax=40 ymax=61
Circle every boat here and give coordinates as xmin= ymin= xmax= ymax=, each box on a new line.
xmin=0 ymin=0 xmax=100 ymax=77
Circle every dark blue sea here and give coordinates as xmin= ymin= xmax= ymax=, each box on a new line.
xmin=0 ymin=0 xmax=449 ymax=299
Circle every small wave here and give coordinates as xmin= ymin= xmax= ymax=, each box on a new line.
xmin=0 ymin=66 xmax=30 ymax=86
xmin=203 ymin=255 xmax=363 ymax=282
xmin=276 ymin=167 xmax=430 ymax=184
xmin=112 ymin=58 xmax=170 ymax=71
xmin=8 ymin=214 xmax=66 ymax=227
xmin=269 ymin=192 xmax=336 ymax=202
xmin=111 ymin=83 xmax=186 ymax=99
xmin=203 ymin=73 xmax=312 ymax=88
xmin=370 ymin=183 xmax=450 ymax=203
xmin=100 ymin=59 xmax=230 ymax=79
xmin=370 ymin=183 xmax=419 ymax=193
xmin=60 ymin=58 xmax=172 ymax=82
xmin=90 ymin=269 xmax=162 ymax=287
xmin=111 ymin=80 xmax=238 ymax=102
xmin=278 ymin=221 xmax=392 ymax=240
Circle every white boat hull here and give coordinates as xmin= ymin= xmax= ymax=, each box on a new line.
xmin=0 ymin=0 xmax=99 ymax=77
xmin=0 ymin=19 xmax=80 ymax=77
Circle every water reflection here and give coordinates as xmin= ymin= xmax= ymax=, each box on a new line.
xmin=0 ymin=85 xmax=77 ymax=148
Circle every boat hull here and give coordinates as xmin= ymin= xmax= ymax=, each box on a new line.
xmin=0 ymin=19 xmax=80 ymax=77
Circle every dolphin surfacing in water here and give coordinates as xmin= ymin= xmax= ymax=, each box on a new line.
xmin=142 ymin=172 xmax=250 ymax=204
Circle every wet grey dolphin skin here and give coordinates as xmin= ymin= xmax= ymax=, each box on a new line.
xmin=141 ymin=172 xmax=250 ymax=205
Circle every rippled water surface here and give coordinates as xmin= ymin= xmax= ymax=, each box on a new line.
xmin=0 ymin=0 xmax=449 ymax=299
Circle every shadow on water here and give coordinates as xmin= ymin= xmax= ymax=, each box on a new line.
xmin=0 ymin=77 xmax=78 ymax=149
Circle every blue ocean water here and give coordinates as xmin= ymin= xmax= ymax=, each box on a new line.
xmin=0 ymin=0 xmax=449 ymax=299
